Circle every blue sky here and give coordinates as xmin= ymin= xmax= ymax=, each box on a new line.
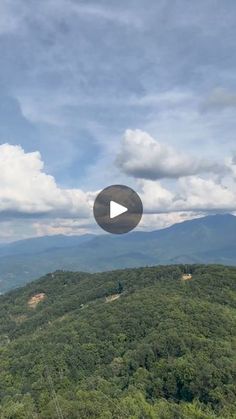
xmin=0 ymin=0 xmax=236 ymax=241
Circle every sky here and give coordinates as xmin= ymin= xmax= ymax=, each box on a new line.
xmin=0 ymin=0 xmax=236 ymax=241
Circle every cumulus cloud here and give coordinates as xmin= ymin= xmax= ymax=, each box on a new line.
xmin=116 ymin=130 xmax=226 ymax=180
xmin=176 ymin=177 xmax=236 ymax=212
xmin=0 ymin=144 xmax=91 ymax=218
xmin=140 ymin=177 xmax=236 ymax=213
xmin=138 ymin=180 xmax=174 ymax=212
xmin=0 ymin=143 xmax=235 ymax=241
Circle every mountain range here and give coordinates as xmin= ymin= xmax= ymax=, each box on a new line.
xmin=0 ymin=213 xmax=236 ymax=293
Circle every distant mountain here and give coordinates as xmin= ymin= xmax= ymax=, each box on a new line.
xmin=0 ymin=233 xmax=94 ymax=257
xmin=0 ymin=214 xmax=236 ymax=293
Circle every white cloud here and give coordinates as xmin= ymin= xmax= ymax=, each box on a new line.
xmin=139 ymin=211 xmax=203 ymax=231
xmin=129 ymin=89 xmax=194 ymax=107
xmin=32 ymin=217 xmax=94 ymax=237
xmin=0 ymin=143 xmax=235 ymax=242
xmin=177 ymin=177 xmax=236 ymax=212
xmin=0 ymin=144 xmax=90 ymax=217
xmin=16 ymin=92 xmax=69 ymax=126
xmin=116 ymin=129 xmax=226 ymax=180
xmin=140 ymin=177 xmax=236 ymax=213
xmin=138 ymin=180 xmax=174 ymax=212
xmin=0 ymin=141 xmax=234 ymax=227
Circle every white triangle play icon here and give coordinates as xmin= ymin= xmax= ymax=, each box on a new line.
xmin=110 ymin=201 xmax=128 ymax=219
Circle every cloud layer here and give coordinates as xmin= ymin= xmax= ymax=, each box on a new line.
xmin=0 ymin=137 xmax=236 ymax=240
xmin=116 ymin=130 xmax=227 ymax=180
xmin=140 ymin=177 xmax=236 ymax=213
xmin=1 ymin=140 xmax=235 ymax=224
xmin=0 ymin=1 xmax=236 ymax=240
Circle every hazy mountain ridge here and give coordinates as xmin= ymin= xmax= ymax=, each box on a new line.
xmin=0 ymin=214 xmax=236 ymax=293
xmin=0 ymin=234 xmax=95 ymax=257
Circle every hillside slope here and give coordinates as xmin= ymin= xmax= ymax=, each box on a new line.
xmin=1 ymin=214 xmax=236 ymax=292
xmin=0 ymin=265 xmax=235 ymax=418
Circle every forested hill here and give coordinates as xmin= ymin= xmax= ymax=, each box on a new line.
xmin=0 ymin=265 xmax=235 ymax=418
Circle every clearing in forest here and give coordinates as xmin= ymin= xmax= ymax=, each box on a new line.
xmin=105 ymin=294 xmax=121 ymax=303
xmin=182 ymin=274 xmax=192 ymax=281
xmin=28 ymin=293 xmax=46 ymax=308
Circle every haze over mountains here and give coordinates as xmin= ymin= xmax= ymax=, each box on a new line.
xmin=0 ymin=213 xmax=236 ymax=293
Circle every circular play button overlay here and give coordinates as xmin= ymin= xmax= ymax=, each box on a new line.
xmin=93 ymin=185 xmax=143 ymax=234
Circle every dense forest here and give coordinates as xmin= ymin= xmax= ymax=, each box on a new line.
xmin=0 ymin=264 xmax=235 ymax=418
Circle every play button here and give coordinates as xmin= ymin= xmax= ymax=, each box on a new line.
xmin=110 ymin=201 xmax=128 ymax=219
xmin=93 ymin=185 xmax=143 ymax=234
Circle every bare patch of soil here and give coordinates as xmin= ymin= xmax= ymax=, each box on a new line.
xmin=28 ymin=293 xmax=46 ymax=308
xmin=182 ymin=274 xmax=192 ymax=281
xmin=105 ymin=294 xmax=121 ymax=303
